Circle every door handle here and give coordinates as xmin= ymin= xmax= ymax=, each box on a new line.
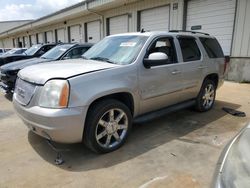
xmin=198 ymin=66 xmax=208 ymax=69
xmin=171 ymin=70 xmax=181 ymax=75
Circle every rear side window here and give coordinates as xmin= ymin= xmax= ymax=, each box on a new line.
xmin=200 ymin=37 xmax=224 ymax=58
xmin=178 ymin=37 xmax=201 ymax=62
xmin=0 ymin=49 xmax=3 ymax=53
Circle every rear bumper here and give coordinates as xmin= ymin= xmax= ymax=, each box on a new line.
xmin=13 ymin=98 xmax=88 ymax=143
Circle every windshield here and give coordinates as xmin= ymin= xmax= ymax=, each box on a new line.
xmin=3 ymin=49 xmax=20 ymax=55
xmin=83 ymin=35 xmax=148 ymax=65
xmin=24 ymin=44 xmax=42 ymax=56
xmin=41 ymin=44 xmax=73 ymax=60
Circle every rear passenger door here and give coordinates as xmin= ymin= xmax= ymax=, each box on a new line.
xmin=177 ymin=36 xmax=205 ymax=100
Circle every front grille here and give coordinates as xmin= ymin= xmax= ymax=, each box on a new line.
xmin=14 ymin=78 xmax=37 ymax=106
xmin=0 ymin=69 xmax=7 ymax=81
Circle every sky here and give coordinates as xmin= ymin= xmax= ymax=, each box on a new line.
xmin=0 ymin=0 xmax=83 ymax=21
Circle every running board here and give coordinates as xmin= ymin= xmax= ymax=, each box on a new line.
xmin=134 ymin=99 xmax=196 ymax=123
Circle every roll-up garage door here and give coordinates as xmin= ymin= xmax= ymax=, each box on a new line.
xmin=186 ymin=0 xmax=236 ymax=55
xmin=57 ymin=28 xmax=66 ymax=43
xmin=23 ymin=36 xmax=29 ymax=47
xmin=109 ymin=15 xmax=129 ymax=35
xmin=86 ymin=20 xmax=101 ymax=43
xmin=3 ymin=38 xmax=12 ymax=48
xmin=30 ymin=35 xmax=36 ymax=46
xmin=38 ymin=33 xmax=44 ymax=44
xmin=46 ymin=31 xmax=53 ymax=43
xmin=69 ymin=25 xmax=81 ymax=43
xmin=139 ymin=6 xmax=170 ymax=31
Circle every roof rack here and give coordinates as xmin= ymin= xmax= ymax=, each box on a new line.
xmin=169 ymin=30 xmax=210 ymax=36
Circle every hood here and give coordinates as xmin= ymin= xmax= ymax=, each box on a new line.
xmin=18 ymin=59 xmax=119 ymax=84
xmin=1 ymin=58 xmax=50 ymax=71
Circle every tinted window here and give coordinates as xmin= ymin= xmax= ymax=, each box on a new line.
xmin=178 ymin=37 xmax=201 ymax=62
xmin=65 ymin=48 xmax=85 ymax=59
xmin=0 ymin=49 xmax=3 ymax=53
xmin=147 ymin=37 xmax=177 ymax=63
xmin=200 ymin=37 xmax=224 ymax=58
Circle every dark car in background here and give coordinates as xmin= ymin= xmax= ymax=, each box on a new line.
xmin=0 ymin=43 xmax=93 ymax=93
xmin=0 ymin=44 xmax=56 ymax=66
xmin=0 ymin=48 xmax=27 ymax=57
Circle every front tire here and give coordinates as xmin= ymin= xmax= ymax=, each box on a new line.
xmin=83 ymin=99 xmax=132 ymax=153
xmin=195 ymin=79 xmax=216 ymax=112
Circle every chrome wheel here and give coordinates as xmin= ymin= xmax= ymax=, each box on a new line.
xmin=95 ymin=108 xmax=128 ymax=149
xmin=202 ymin=84 xmax=215 ymax=109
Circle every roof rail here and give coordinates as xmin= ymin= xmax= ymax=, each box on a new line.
xmin=169 ymin=30 xmax=210 ymax=36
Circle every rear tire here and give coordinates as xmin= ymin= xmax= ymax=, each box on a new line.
xmin=195 ymin=79 xmax=216 ymax=112
xmin=83 ymin=99 xmax=132 ymax=153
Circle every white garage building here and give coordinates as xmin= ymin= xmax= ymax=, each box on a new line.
xmin=0 ymin=0 xmax=249 ymax=82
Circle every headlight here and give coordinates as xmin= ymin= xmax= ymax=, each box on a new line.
xmin=39 ymin=80 xmax=70 ymax=108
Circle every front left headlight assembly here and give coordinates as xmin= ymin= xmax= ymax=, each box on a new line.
xmin=39 ymin=79 xmax=70 ymax=108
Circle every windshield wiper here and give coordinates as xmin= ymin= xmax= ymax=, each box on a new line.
xmin=90 ymin=57 xmax=116 ymax=64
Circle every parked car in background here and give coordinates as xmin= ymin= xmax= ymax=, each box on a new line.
xmin=213 ymin=123 xmax=250 ymax=188
xmin=13 ymin=31 xmax=228 ymax=153
xmin=0 ymin=44 xmax=56 ymax=66
xmin=0 ymin=48 xmax=27 ymax=57
xmin=0 ymin=43 xmax=93 ymax=93
xmin=0 ymin=48 xmax=11 ymax=56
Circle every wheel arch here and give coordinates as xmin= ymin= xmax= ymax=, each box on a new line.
xmin=87 ymin=91 xmax=136 ymax=117
xmin=203 ymin=73 xmax=219 ymax=89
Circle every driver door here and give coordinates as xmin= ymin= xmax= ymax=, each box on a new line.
xmin=138 ymin=37 xmax=184 ymax=114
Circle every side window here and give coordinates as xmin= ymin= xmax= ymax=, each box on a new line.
xmin=178 ymin=37 xmax=201 ymax=62
xmin=199 ymin=37 xmax=224 ymax=58
xmin=147 ymin=37 xmax=177 ymax=64
xmin=65 ymin=48 xmax=83 ymax=59
xmin=80 ymin=47 xmax=89 ymax=55
xmin=0 ymin=49 xmax=3 ymax=53
xmin=44 ymin=45 xmax=54 ymax=52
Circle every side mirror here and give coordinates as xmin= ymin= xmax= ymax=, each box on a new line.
xmin=143 ymin=52 xmax=168 ymax=69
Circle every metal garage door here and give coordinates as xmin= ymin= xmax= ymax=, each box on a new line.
xmin=69 ymin=25 xmax=81 ymax=43
xmin=23 ymin=36 xmax=29 ymax=47
xmin=30 ymin=35 xmax=36 ymax=46
xmin=86 ymin=20 xmax=101 ymax=43
xmin=38 ymin=33 xmax=44 ymax=44
xmin=139 ymin=6 xmax=170 ymax=31
xmin=3 ymin=38 xmax=12 ymax=48
xmin=109 ymin=15 xmax=129 ymax=35
xmin=46 ymin=31 xmax=53 ymax=43
xmin=57 ymin=28 xmax=66 ymax=43
xmin=186 ymin=0 xmax=236 ymax=55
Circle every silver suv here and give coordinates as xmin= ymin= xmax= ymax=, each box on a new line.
xmin=13 ymin=31 xmax=228 ymax=153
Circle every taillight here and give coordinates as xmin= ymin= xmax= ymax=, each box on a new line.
xmin=223 ymin=56 xmax=230 ymax=74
